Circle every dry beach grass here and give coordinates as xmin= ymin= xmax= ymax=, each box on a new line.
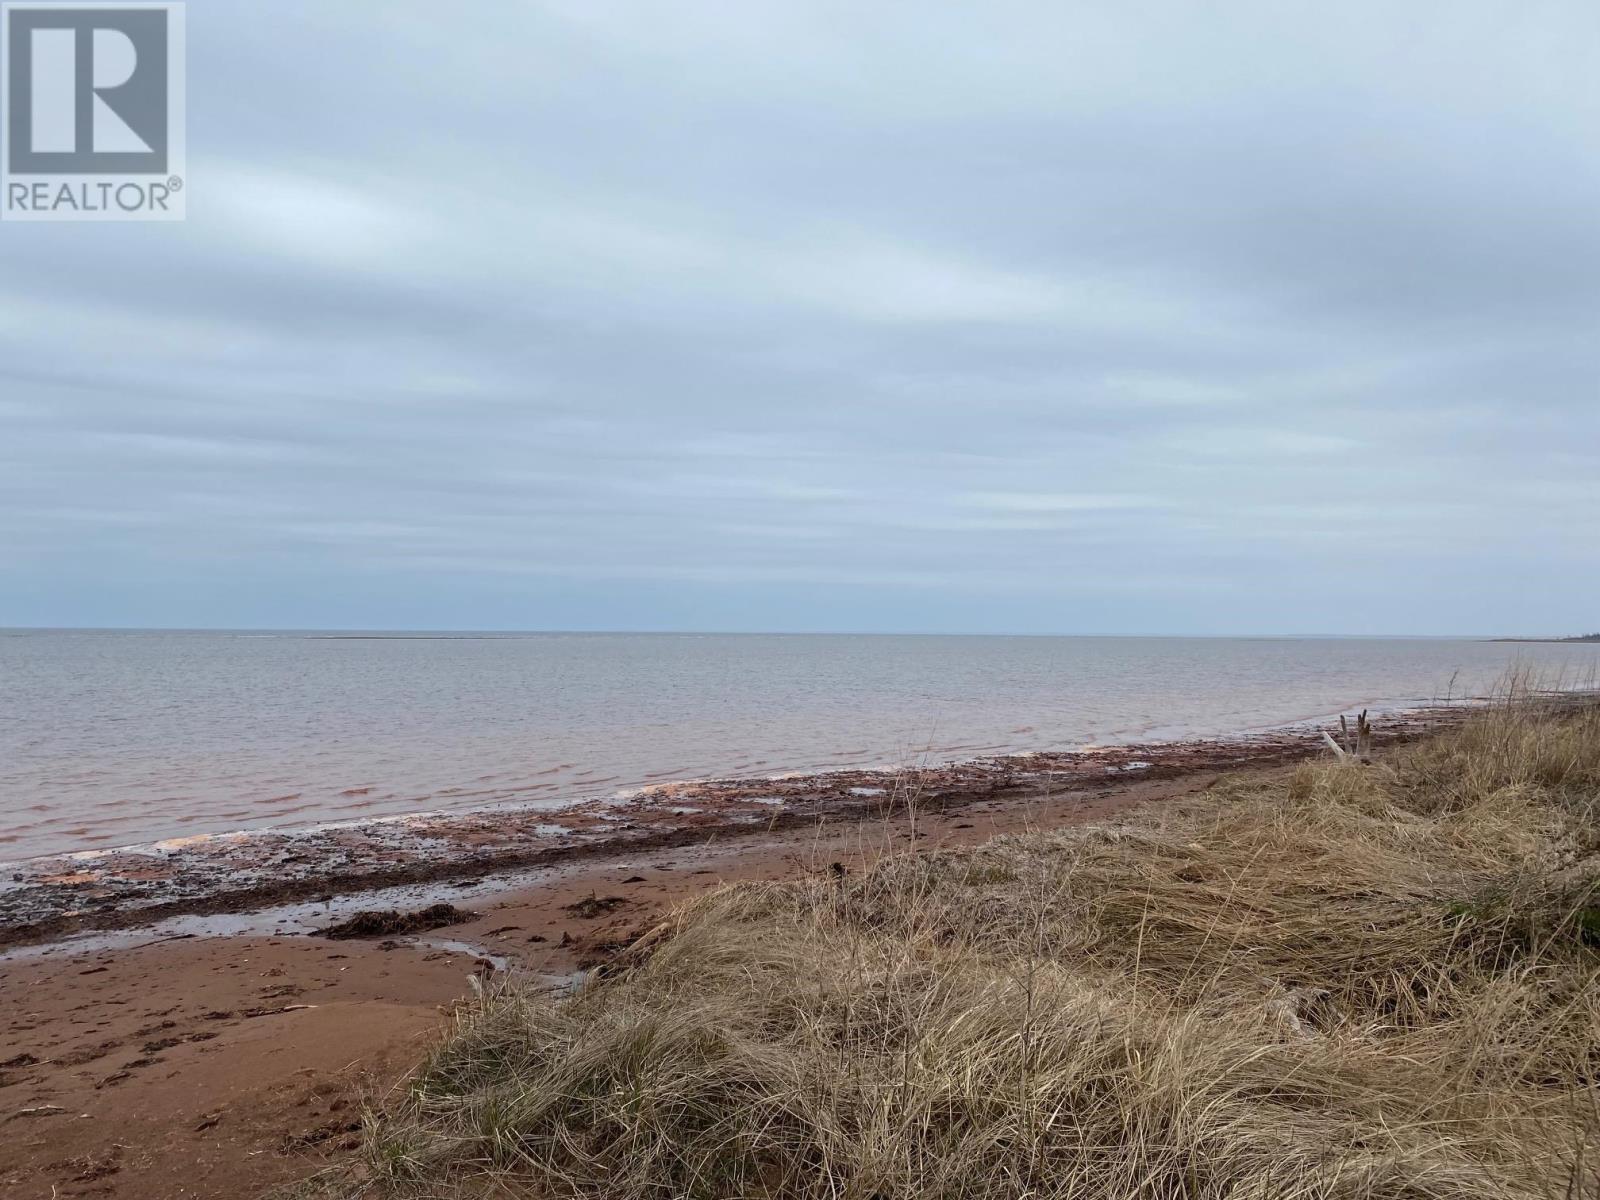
xmin=304 ymin=691 xmax=1600 ymax=1199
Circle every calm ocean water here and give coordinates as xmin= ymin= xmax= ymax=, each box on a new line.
xmin=2 ymin=631 xmax=1597 ymax=862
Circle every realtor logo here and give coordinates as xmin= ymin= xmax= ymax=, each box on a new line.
xmin=2 ymin=2 xmax=185 ymax=220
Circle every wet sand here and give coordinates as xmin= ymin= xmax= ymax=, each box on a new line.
xmin=0 ymin=709 xmax=1466 ymax=1199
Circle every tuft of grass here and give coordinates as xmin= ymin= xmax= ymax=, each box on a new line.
xmin=307 ymin=696 xmax=1600 ymax=1200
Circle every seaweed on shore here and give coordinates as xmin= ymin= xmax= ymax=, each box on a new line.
xmin=315 ymin=902 xmax=475 ymax=940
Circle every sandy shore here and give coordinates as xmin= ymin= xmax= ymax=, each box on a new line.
xmin=0 ymin=708 xmax=1467 ymax=1199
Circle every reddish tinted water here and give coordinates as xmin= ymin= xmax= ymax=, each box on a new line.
xmin=3 ymin=630 xmax=1595 ymax=860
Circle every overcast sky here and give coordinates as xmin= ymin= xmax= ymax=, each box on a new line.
xmin=2 ymin=1 xmax=1596 ymax=635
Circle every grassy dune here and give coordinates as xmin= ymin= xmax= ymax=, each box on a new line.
xmin=314 ymin=697 xmax=1600 ymax=1199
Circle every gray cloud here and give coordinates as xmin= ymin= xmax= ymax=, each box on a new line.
xmin=1 ymin=0 xmax=1596 ymax=634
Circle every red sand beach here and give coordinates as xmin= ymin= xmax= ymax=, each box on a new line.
xmin=0 ymin=709 xmax=1468 ymax=1199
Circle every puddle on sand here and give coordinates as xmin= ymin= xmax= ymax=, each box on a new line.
xmin=423 ymin=939 xmax=511 ymax=972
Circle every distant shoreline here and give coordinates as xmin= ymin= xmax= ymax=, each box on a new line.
xmin=1489 ymin=636 xmax=1600 ymax=643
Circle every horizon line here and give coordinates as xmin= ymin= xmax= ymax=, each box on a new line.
xmin=0 ymin=625 xmax=1556 ymax=641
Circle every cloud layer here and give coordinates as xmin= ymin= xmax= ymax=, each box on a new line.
xmin=3 ymin=0 xmax=1596 ymax=633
